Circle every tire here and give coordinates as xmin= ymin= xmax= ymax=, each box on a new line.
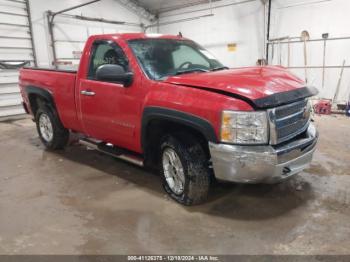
xmin=160 ymin=133 xmax=210 ymax=205
xmin=35 ymin=105 xmax=69 ymax=150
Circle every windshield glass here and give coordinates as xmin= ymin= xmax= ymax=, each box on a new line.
xmin=128 ymin=39 xmax=224 ymax=80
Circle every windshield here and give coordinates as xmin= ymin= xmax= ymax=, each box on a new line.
xmin=128 ymin=39 xmax=225 ymax=80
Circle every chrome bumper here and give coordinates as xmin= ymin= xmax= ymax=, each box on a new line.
xmin=209 ymin=124 xmax=318 ymax=184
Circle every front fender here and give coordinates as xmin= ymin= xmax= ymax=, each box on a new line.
xmin=141 ymin=106 xmax=218 ymax=151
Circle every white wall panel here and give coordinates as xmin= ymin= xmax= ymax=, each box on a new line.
xmin=29 ymin=0 xmax=148 ymax=67
xmin=157 ymin=0 xmax=264 ymax=68
xmin=0 ymin=2 xmax=27 ymax=16
xmin=0 ymin=70 xmax=23 ymax=118
xmin=0 ymin=38 xmax=32 ymax=48
xmin=270 ymin=0 xmax=350 ymax=101
xmin=0 ymin=0 xmax=33 ymax=118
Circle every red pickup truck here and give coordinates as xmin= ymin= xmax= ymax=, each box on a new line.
xmin=19 ymin=33 xmax=318 ymax=205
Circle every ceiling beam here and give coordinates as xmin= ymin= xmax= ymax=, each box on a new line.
xmin=149 ymin=0 xmax=222 ymax=15
xmin=115 ymin=0 xmax=156 ymax=21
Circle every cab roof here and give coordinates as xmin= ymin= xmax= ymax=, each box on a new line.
xmin=88 ymin=33 xmax=188 ymax=41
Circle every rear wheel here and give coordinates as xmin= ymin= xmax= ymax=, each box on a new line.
xmin=35 ymin=106 xmax=69 ymax=150
xmin=160 ymin=134 xmax=210 ymax=205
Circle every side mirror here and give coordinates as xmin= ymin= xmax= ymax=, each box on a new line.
xmin=96 ymin=64 xmax=133 ymax=87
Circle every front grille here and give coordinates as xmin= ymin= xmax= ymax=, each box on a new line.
xmin=269 ymin=99 xmax=310 ymax=145
xmin=275 ymin=100 xmax=307 ymax=119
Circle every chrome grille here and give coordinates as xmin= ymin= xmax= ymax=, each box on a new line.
xmin=269 ymin=99 xmax=311 ymax=145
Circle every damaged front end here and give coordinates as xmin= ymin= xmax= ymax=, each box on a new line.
xmin=209 ymin=98 xmax=318 ymax=184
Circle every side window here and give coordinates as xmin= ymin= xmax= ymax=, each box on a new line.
xmin=88 ymin=41 xmax=129 ymax=79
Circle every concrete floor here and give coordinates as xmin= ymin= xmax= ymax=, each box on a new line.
xmin=0 ymin=115 xmax=349 ymax=255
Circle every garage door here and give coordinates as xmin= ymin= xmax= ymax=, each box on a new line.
xmin=0 ymin=0 xmax=36 ymax=118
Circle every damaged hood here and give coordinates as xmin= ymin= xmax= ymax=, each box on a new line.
xmin=164 ymin=66 xmax=318 ymax=108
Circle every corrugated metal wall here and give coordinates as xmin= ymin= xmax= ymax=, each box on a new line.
xmin=0 ymin=0 xmax=36 ymax=118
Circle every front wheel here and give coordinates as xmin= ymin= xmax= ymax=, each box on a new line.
xmin=160 ymin=134 xmax=210 ymax=205
xmin=35 ymin=106 xmax=69 ymax=150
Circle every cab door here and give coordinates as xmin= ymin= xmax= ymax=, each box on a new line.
xmin=77 ymin=40 xmax=139 ymax=150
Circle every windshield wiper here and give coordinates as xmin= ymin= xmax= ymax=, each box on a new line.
xmin=211 ymin=66 xmax=229 ymax=71
xmin=175 ymin=68 xmax=209 ymax=75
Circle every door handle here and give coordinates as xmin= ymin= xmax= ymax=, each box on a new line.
xmin=81 ymin=90 xmax=95 ymax=96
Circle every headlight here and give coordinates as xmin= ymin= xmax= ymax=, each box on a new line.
xmin=306 ymin=99 xmax=312 ymax=118
xmin=220 ymin=111 xmax=268 ymax=144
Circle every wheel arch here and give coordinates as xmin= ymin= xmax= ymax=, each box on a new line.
xmin=26 ymin=86 xmax=56 ymax=115
xmin=141 ymin=107 xmax=218 ymax=168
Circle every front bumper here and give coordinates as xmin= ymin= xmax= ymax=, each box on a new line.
xmin=209 ymin=124 xmax=318 ymax=184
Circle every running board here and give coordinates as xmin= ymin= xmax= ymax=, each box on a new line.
xmin=79 ymin=139 xmax=144 ymax=167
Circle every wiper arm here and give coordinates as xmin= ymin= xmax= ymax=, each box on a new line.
xmin=175 ymin=68 xmax=209 ymax=75
xmin=211 ymin=66 xmax=229 ymax=71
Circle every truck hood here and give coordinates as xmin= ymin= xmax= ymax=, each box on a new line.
xmin=164 ymin=66 xmax=317 ymax=108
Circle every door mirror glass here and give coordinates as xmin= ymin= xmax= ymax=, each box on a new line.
xmin=96 ymin=64 xmax=133 ymax=87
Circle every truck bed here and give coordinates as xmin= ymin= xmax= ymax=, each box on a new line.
xmin=19 ymin=67 xmax=81 ymax=132
xmin=22 ymin=66 xmax=77 ymax=74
